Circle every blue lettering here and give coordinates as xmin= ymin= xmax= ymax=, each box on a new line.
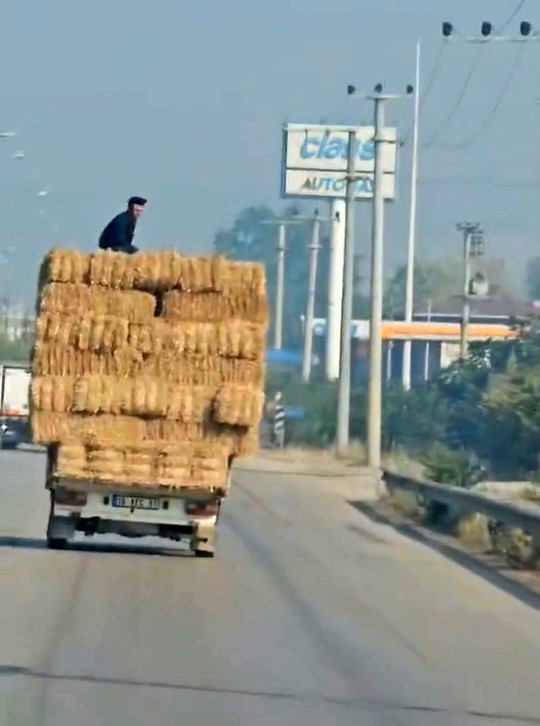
xmin=299 ymin=134 xmax=375 ymax=162
xmin=356 ymin=178 xmax=373 ymax=194
xmin=300 ymin=136 xmax=319 ymax=159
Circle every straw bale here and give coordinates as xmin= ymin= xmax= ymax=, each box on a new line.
xmin=125 ymin=320 xmax=266 ymax=360
xmin=89 ymin=251 xmax=137 ymax=289
xmin=148 ymin=354 xmax=264 ymax=386
xmin=31 ymin=343 xmax=143 ymax=378
xmin=30 ymin=377 xmax=75 ymax=413
xmin=30 ymin=411 xmax=146 ymax=445
xmin=54 ymin=441 xmax=233 ymax=490
xmin=36 ymin=314 xmax=129 ymax=353
xmin=38 ymin=249 xmax=91 ymax=287
xmin=53 ymin=376 xmax=216 ymax=421
xmin=38 ymin=283 xmax=156 ymax=322
xmin=161 ymin=290 xmax=269 ymax=324
xmin=56 ymin=444 xmax=87 ymax=478
xmin=213 ymin=386 xmax=265 ymax=427
xmin=131 ymin=251 xmax=184 ymax=290
xmin=229 ymin=261 xmax=266 ymax=297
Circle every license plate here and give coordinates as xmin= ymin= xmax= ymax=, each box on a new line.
xmin=111 ymin=495 xmax=160 ymax=511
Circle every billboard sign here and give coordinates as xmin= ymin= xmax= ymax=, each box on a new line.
xmin=281 ymin=123 xmax=398 ymax=201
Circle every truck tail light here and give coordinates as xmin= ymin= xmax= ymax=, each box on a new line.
xmin=184 ymin=501 xmax=219 ymax=518
xmin=55 ymin=489 xmax=87 ymax=507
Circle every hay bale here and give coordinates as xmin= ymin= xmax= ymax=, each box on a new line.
xmin=143 ymin=418 xmax=253 ymax=456
xmin=30 ymin=411 xmax=146 ymax=445
xmin=190 ymin=443 xmax=230 ymax=487
xmin=213 ymin=386 xmax=265 ymax=427
xmin=55 ymin=440 xmax=232 ymax=490
xmin=37 ymin=375 xmax=215 ymax=421
xmin=35 ymin=314 xmax=129 ymax=353
xmin=126 ymin=320 xmax=266 ymax=360
xmin=30 ymin=377 xmax=74 ymax=413
xmin=147 ymin=354 xmax=264 ymax=386
xmin=38 ymin=283 xmax=156 ymax=321
xmin=56 ymin=444 xmax=87 ymax=478
xmin=229 ymin=261 xmax=267 ymax=297
xmin=38 ymin=249 xmax=90 ymax=287
xmin=161 ymin=290 xmax=269 ymax=324
xmin=89 ymin=251 xmax=137 ymax=289
xmin=32 ymin=343 xmax=143 ymax=378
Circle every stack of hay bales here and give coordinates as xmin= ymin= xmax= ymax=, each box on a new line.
xmin=30 ymin=249 xmax=268 ymax=492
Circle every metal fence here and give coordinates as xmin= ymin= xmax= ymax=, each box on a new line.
xmin=382 ymin=469 xmax=540 ymax=539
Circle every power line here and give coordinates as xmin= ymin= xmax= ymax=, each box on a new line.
xmin=419 ymin=175 xmax=540 ymax=189
xmin=499 ymin=0 xmax=527 ymax=33
xmin=435 ymin=44 xmax=525 ymax=150
xmin=401 ymin=41 xmax=447 ymax=146
xmin=423 ymin=45 xmax=485 ymax=148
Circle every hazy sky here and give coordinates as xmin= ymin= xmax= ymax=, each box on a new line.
xmin=0 ymin=0 xmax=538 ymax=302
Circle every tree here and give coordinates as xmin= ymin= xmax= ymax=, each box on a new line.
xmin=384 ymin=259 xmax=462 ymax=317
xmin=525 ymin=256 xmax=540 ymax=301
xmin=213 ymin=204 xmax=331 ymax=349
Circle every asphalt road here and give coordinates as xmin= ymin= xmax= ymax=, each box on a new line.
xmin=1 ymin=450 xmax=540 ymax=725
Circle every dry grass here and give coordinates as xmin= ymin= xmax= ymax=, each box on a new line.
xmin=456 ymin=513 xmax=491 ymax=551
xmin=387 ymin=490 xmax=423 ymax=519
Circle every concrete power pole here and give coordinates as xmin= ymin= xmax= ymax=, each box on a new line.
xmin=402 ymin=41 xmax=421 ymax=390
xmin=302 ymin=209 xmax=336 ymax=383
xmin=335 ymin=130 xmax=357 ymax=454
xmin=366 ymin=84 xmax=413 ymax=469
xmin=326 ymin=200 xmax=346 ymax=381
xmin=457 ymin=221 xmax=483 ymax=359
xmin=261 ymin=217 xmax=304 ymax=350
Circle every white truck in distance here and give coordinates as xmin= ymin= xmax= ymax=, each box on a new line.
xmin=0 ymin=364 xmax=31 ymax=448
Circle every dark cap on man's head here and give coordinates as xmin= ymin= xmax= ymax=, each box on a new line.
xmin=128 ymin=196 xmax=147 ymax=207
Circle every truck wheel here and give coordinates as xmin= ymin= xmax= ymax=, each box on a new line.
xmin=46 ymin=510 xmax=74 ymax=549
xmin=194 ymin=549 xmax=215 ymax=558
xmin=47 ymin=537 xmax=68 ymax=550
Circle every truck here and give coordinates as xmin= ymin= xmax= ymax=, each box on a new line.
xmin=0 ymin=363 xmax=31 ymax=449
xmin=45 ymin=445 xmax=230 ymax=557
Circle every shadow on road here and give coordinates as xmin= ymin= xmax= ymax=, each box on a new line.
xmin=349 ymin=500 xmax=540 ymax=613
xmin=0 ymin=535 xmax=191 ymax=558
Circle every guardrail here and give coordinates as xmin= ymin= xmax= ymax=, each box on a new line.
xmin=382 ymin=469 xmax=540 ymax=538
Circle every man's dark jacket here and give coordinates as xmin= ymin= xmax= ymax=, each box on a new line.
xmin=99 ymin=211 xmax=139 ymax=253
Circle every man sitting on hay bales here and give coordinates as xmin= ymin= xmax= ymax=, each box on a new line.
xmin=99 ymin=196 xmax=147 ymax=254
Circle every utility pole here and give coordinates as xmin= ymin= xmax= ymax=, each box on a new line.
xmin=457 ymin=221 xmax=484 ymax=359
xmin=326 ymin=200 xmax=346 ymax=381
xmin=346 ymin=83 xmax=413 ymax=467
xmin=302 ymin=209 xmax=335 ymax=383
xmin=261 ymin=217 xmax=303 ymax=349
xmin=402 ymin=40 xmax=421 ymax=390
xmin=335 ymin=129 xmax=357 ymax=453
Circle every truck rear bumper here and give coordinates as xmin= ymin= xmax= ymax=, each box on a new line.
xmin=47 ymin=487 xmax=219 ymax=550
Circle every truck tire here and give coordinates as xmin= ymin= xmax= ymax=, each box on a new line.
xmin=47 ymin=537 xmax=68 ymax=550
xmin=46 ymin=508 xmax=74 ymax=550
xmin=194 ymin=549 xmax=215 ymax=558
